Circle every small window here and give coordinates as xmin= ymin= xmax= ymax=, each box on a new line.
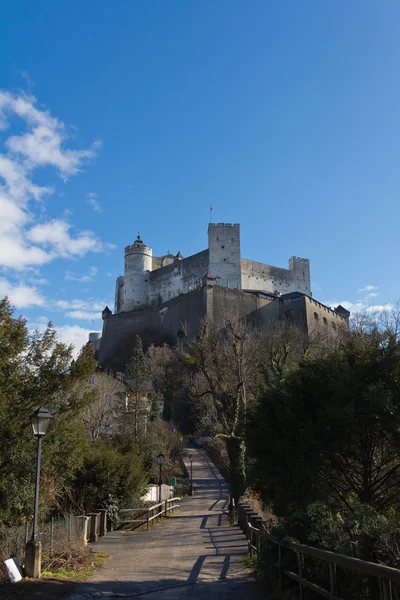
xmin=223 ymin=258 xmax=226 ymax=261
xmin=88 ymin=375 xmax=96 ymax=385
xmin=216 ymin=237 xmax=219 ymax=241
xmin=332 ymin=322 xmax=337 ymax=330
xmin=103 ymin=392 xmax=111 ymax=405
xmin=323 ymin=317 xmax=328 ymax=325
xmin=221 ymin=245 xmax=225 ymax=249
xmin=314 ymin=312 xmax=319 ymax=320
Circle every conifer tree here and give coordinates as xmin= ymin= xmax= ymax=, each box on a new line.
xmin=124 ymin=335 xmax=150 ymax=438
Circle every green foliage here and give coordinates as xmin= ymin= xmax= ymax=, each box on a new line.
xmin=248 ymin=328 xmax=400 ymax=517
xmin=149 ymin=395 xmax=160 ymax=421
xmin=75 ymin=440 xmax=147 ymax=512
xmin=226 ymin=435 xmax=246 ymax=502
xmin=0 ymin=298 xmax=97 ymax=525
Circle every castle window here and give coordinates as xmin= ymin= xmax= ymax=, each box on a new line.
xmin=88 ymin=375 xmax=96 ymax=385
xmin=314 ymin=312 xmax=319 ymax=320
xmin=223 ymin=258 xmax=226 ymax=261
xmin=216 ymin=237 xmax=219 ymax=241
xmin=284 ymin=310 xmax=295 ymax=321
xmin=323 ymin=317 xmax=328 ymax=325
xmin=332 ymin=322 xmax=337 ymax=330
xmin=221 ymin=245 xmax=225 ymax=249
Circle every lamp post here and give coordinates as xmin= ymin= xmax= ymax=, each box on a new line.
xmin=25 ymin=407 xmax=53 ymax=578
xmin=156 ymin=453 xmax=165 ymax=503
xmin=188 ymin=454 xmax=193 ymax=496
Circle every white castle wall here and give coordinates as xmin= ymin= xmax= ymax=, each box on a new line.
xmin=114 ymin=225 xmax=311 ymax=314
xmin=148 ymin=250 xmax=209 ymax=306
xmin=241 ymin=256 xmax=311 ymax=296
xmin=122 ymin=242 xmax=152 ymax=312
xmin=208 ymin=223 xmax=241 ymax=289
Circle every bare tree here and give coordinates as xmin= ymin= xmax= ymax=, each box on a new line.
xmin=82 ymin=371 xmax=125 ymax=441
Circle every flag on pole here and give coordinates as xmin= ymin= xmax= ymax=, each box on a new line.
xmin=210 ymin=205 xmax=214 ymax=212
xmin=91 ymin=319 xmax=95 ymax=323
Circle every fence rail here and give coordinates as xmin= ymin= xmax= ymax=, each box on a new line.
xmin=238 ymin=502 xmax=399 ymax=600
xmin=119 ymin=497 xmax=180 ymax=531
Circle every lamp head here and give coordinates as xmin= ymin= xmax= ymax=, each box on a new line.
xmin=156 ymin=453 xmax=165 ymax=465
xmin=30 ymin=407 xmax=53 ymax=438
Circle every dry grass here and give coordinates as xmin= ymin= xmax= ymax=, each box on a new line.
xmin=0 ymin=551 xmax=110 ymax=600
xmin=241 ymin=490 xmax=275 ymax=522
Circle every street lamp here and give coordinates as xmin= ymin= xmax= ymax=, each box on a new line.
xmin=25 ymin=407 xmax=53 ymax=578
xmin=156 ymin=453 xmax=165 ymax=503
xmin=188 ymin=454 xmax=193 ymax=496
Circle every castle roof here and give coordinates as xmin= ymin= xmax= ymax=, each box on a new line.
xmin=334 ymin=304 xmax=350 ymax=317
xmin=134 ymin=233 xmax=144 ymax=246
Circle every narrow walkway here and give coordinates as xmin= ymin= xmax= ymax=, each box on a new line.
xmin=68 ymin=448 xmax=267 ymax=599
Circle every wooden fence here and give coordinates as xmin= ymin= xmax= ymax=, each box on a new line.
xmin=238 ymin=502 xmax=400 ymax=600
xmin=119 ymin=497 xmax=180 ymax=531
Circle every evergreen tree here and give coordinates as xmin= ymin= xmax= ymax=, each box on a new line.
xmin=124 ymin=335 xmax=150 ymax=438
xmin=0 ymin=297 xmax=97 ymax=524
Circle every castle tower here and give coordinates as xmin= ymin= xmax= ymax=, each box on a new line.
xmin=122 ymin=233 xmax=152 ymax=311
xmin=288 ymin=256 xmax=311 ymax=296
xmin=208 ymin=223 xmax=241 ymax=289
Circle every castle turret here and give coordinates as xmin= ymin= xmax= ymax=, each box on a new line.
xmin=122 ymin=233 xmax=152 ymax=311
xmin=208 ymin=223 xmax=241 ymax=289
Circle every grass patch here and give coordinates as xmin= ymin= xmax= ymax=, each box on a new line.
xmin=42 ymin=552 xmax=110 ymax=582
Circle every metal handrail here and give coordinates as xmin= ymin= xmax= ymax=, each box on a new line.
xmin=246 ymin=521 xmax=398 ymax=599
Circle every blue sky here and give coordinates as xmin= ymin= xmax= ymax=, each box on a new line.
xmin=0 ymin=1 xmax=398 ymax=351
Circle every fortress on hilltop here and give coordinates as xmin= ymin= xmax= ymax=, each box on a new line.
xmin=91 ymin=223 xmax=349 ymax=369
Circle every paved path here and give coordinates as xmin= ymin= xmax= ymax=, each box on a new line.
xmin=68 ymin=448 xmax=267 ymax=599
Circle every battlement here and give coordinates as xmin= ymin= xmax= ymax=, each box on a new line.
xmin=125 ymin=243 xmax=152 ymax=255
xmin=289 ymin=256 xmax=310 ymax=264
xmin=208 ymin=223 xmax=240 ymax=228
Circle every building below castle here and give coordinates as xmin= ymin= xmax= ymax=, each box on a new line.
xmin=92 ymin=224 xmax=349 ymax=370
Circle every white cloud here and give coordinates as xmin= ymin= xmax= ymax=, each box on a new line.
xmin=27 ymin=219 xmax=108 ymax=258
xmin=56 ymin=325 xmax=100 ymax=357
xmin=366 ymin=304 xmax=393 ymax=313
xmin=26 ymin=317 xmax=98 ymax=358
xmin=366 ymin=292 xmax=380 ymax=299
xmin=54 ymin=297 xmax=111 ymax=312
xmin=325 ymin=298 xmax=393 ymax=315
xmin=65 ymin=310 xmax=100 ymax=321
xmin=0 ymin=90 xmax=112 ymax=270
xmin=325 ymin=300 xmax=366 ymax=313
xmin=0 ymin=277 xmax=45 ymax=307
xmin=86 ymin=192 xmax=102 ymax=213
xmin=65 ymin=266 xmax=98 ymax=282
xmin=27 ymin=276 xmax=50 ymax=285
xmin=358 ymin=285 xmax=379 ymax=292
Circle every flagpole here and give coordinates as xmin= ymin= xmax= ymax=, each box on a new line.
xmin=209 ymin=205 xmax=211 ymax=223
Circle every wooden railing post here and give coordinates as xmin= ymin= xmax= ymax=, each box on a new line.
xmin=146 ymin=509 xmax=150 ymax=531
xmin=329 ymin=561 xmax=336 ymax=598
xmin=298 ymin=552 xmax=304 ymax=600
xmin=278 ymin=544 xmax=283 ymax=596
xmin=382 ymin=579 xmax=392 ymax=600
